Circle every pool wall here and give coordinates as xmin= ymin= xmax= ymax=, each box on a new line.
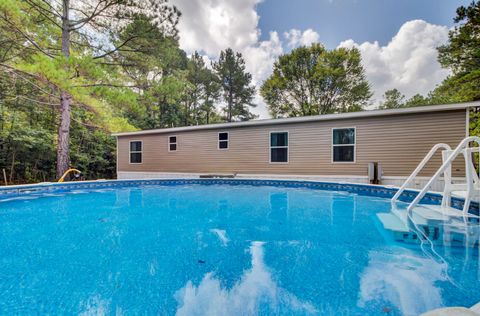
xmin=0 ymin=178 xmax=478 ymax=215
xmin=117 ymin=171 xmax=467 ymax=192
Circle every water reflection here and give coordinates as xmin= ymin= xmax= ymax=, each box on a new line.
xmin=79 ymin=294 xmax=111 ymax=315
xmin=371 ymin=203 xmax=480 ymax=314
xmin=175 ymin=241 xmax=317 ymax=315
xmin=358 ymin=250 xmax=447 ymax=315
xmin=209 ymin=228 xmax=229 ymax=246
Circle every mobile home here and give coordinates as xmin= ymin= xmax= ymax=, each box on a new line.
xmin=113 ymin=102 xmax=478 ymax=189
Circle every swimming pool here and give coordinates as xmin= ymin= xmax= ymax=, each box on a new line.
xmin=0 ymin=179 xmax=478 ymax=315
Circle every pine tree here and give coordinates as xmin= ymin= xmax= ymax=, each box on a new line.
xmin=186 ymin=52 xmax=221 ymax=125
xmin=0 ymin=0 xmax=180 ymax=178
xmin=213 ymin=48 xmax=256 ymax=122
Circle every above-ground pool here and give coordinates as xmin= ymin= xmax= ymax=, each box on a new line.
xmin=0 ymin=179 xmax=479 ymax=315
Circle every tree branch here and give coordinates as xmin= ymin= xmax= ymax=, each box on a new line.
xmin=2 ymin=94 xmax=60 ymax=106
xmin=70 ymin=83 xmax=138 ymax=88
xmin=38 ymin=0 xmax=63 ymax=17
xmin=0 ymin=16 xmax=56 ymax=58
xmin=0 ymin=64 xmax=58 ymax=97
xmin=92 ymin=35 xmax=139 ymax=59
xmin=24 ymin=0 xmax=62 ymax=28
xmin=68 ymin=0 xmax=118 ymax=29
xmin=72 ymin=116 xmax=106 ymax=130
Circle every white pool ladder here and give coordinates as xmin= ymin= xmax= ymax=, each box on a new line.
xmin=392 ymin=136 xmax=480 ymax=216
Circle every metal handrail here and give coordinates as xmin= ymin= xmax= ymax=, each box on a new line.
xmin=391 ymin=143 xmax=452 ymax=203
xmin=464 ymin=147 xmax=480 ymax=183
xmin=406 ymin=136 xmax=480 ymax=213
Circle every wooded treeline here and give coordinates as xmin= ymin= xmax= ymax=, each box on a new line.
xmin=0 ymin=0 xmax=478 ymax=184
xmin=0 ymin=0 xmax=258 ymax=183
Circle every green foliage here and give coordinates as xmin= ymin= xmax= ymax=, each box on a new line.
xmin=0 ymin=4 xmax=258 ymax=183
xmin=471 ymin=109 xmax=480 ymax=136
xmin=438 ymin=1 xmax=480 ymax=75
xmin=404 ymin=94 xmax=429 ymax=107
xmin=0 ymin=68 xmax=119 ymax=183
xmin=113 ymin=16 xmax=223 ymax=129
xmin=430 ymin=71 xmax=480 ymax=103
xmin=213 ymin=48 xmax=257 ymax=122
xmin=185 ymin=52 xmax=221 ymax=125
xmin=70 ymin=109 xmax=117 ymax=181
xmin=0 ymin=71 xmax=56 ymax=183
xmin=377 ymin=90 xmax=441 ymax=109
xmin=434 ymin=0 xmax=480 ymax=137
xmin=261 ymin=44 xmax=372 ymax=118
xmin=379 ymin=89 xmax=405 ymax=109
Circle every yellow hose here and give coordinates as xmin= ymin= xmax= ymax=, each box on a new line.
xmin=58 ymin=168 xmax=81 ymax=182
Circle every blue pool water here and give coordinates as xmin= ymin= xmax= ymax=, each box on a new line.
xmin=0 ymin=182 xmax=479 ymax=315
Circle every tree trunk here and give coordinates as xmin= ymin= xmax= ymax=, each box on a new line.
xmin=228 ymin=87 xmax=233 ymax=122
xmin=9 ymin=150 xmax=15 ymax=183
xmin=184 ymin=102 xmax=188 ymax=126
xmin=56 ymin=90 xmax=71 ymax=177
xmin=56 ymin=0 xmax=71 ymax=178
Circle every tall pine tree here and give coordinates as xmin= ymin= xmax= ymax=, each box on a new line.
xmin=213 ymin=48 xmax=256 ymax=122
xmin=186 ymin=52 xmax=221 ymax=125
xmin=0 ymin=0 xmax=179 ymax=178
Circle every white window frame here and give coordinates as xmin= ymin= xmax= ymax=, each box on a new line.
xmin=129 ymin=140 xmax=143 ymax=164
xmin=331 ymin=127 xmax=356 ymax=163
xmin=218 ymin=132 xmax=229 ymax=150
xmin=168 ymin=135 xmax=177 ymax=152
xmin=269 ymin=131 xmax=289 ymax=164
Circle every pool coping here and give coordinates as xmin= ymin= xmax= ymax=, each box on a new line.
xmin=0 ymin=178 xmax=478 ymax=215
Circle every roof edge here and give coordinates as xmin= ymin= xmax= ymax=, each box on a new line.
xmin=112 ymin=101 xmax=479 ymax=137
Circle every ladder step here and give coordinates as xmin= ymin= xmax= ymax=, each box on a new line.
xmin=377 ymin=213 xmax=409 ymax=232
xmin=412 ymin=205 xmax=467 ymax=219
xmin=377 ymin=209 xmax=480 ymax=247
xmin=451 ymin=189 xmax=480 ymax=203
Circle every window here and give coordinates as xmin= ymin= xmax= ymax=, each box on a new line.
xmin=218 ymin=132 xmax=229 ymax=149
xmin=332 ymin=128 xmax=355 ymax=162
xmin=169 ymin=136 xmax=177 ymax=152
xmin=129 ymin=141 xmax=142 ymax=164
xmin=270 ymin=132 xmax=288 ymax=163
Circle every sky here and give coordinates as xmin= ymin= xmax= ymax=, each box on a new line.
xmin=169 ymin=0 xmax=470 ymax=118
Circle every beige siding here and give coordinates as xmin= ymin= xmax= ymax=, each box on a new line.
xmin=117 ymin=109 xmax=467 ymax=177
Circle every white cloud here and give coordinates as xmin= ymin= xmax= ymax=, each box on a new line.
xmin=243 ymin=31 xmax=283 ymax=87
xmin=171 ymin=0 xmax=261 ymax=56
xmin=358 ymin=250 xmax=446 ymax=315
xmin=339 ymin=20 xmax=450 ymax=107
xmin=243 ymin=32 xmax=284 ymax=118
xmin=175 ymin=242 xmax=317 ymax=315
xmin=284 ymin=29 xmax=320 ymax=48
xmin=171 ymin=0 xmax=283 ymax=118
xmin=171 ymin=0 xmax=450 ymax=117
